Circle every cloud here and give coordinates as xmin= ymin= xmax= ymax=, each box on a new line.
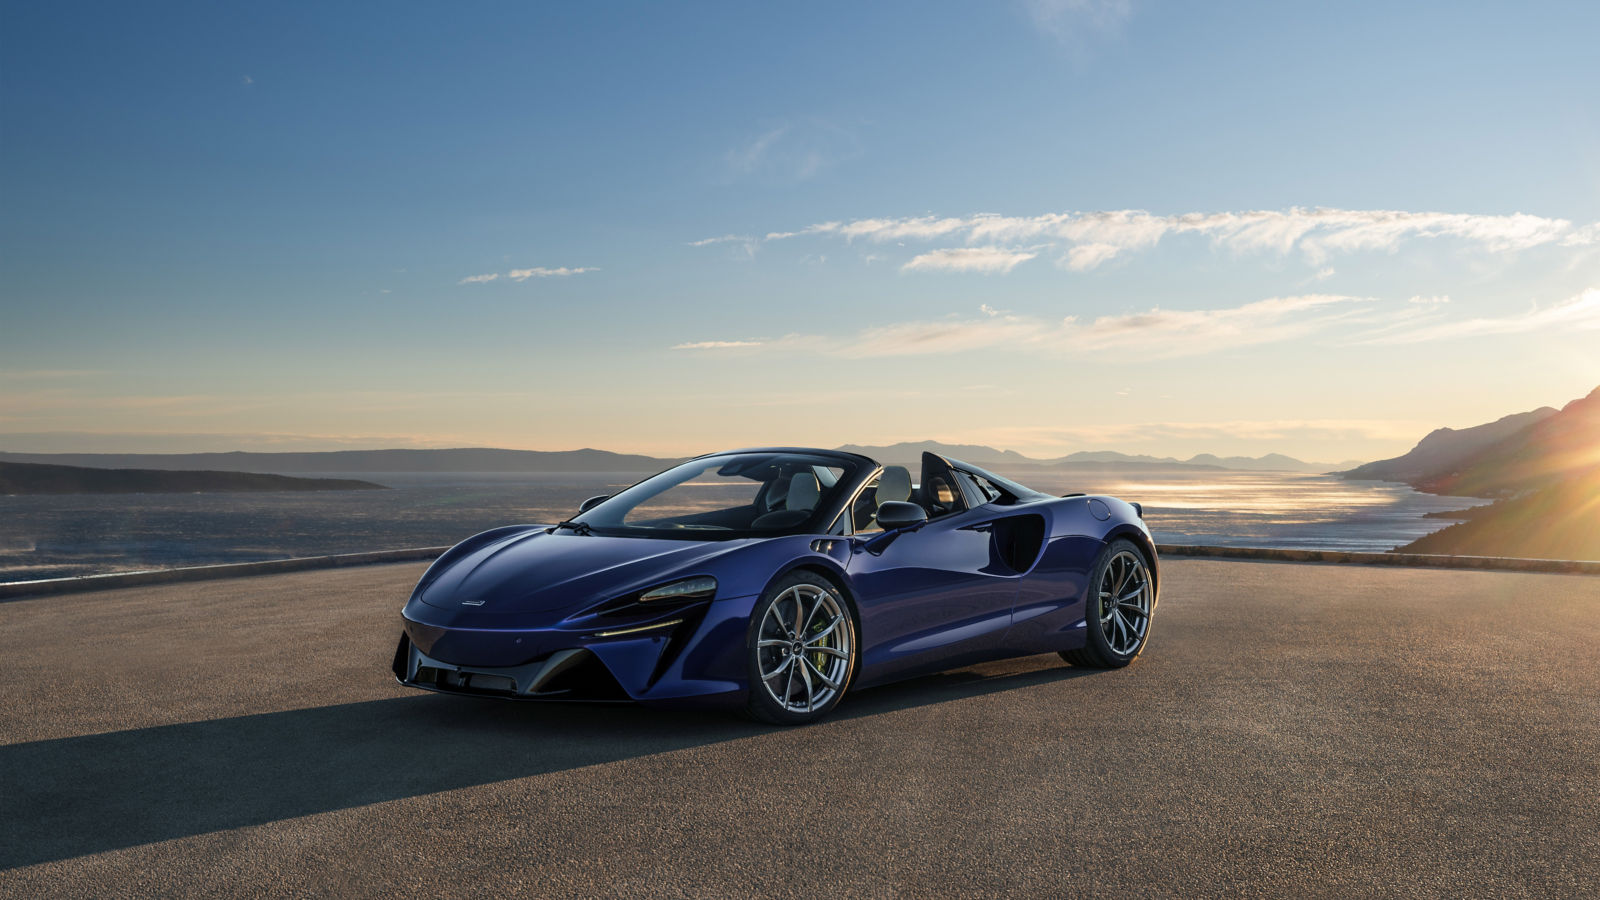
xmin=508 ymin=266 xmax=596 ymax=280
xmin=671 ymin=294 xmax=1375 ymax=360
xmin=671 ymin=340 xmax=765 ymax=351
xmin=689 ymin=234 xmax=759 ymax=257
xmin=726 ymin=125 xmax=790 ymax=175
xmin=1024 ymin=0 xmax=1133 ymax=45
xmin=753 ymin=206 xmax=1589 ymax=271
xmin=1064 ymin=242 xmax=1121 ymax=271
xmin=1361 ymin=288 xmax=1600 ymax=344
xmin=458 ymin=273 xmax=499 ymax=284
xmin=1407 ymin=294 xmax=1450 ymax=305
xmin=979 ymin=304 xmax=1006 ymax=317
xmin=1561 ymin=222 xmax=1600 ymax=246
xmin=902 ymin=247 xmax=1038 ymax=274
xmin=242 ymin=75 xmax=254 ymax=86
xmin=723 ymin=119 xmax=859 ymax=182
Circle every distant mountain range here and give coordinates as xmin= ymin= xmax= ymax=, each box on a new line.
xmin=0 ymin=447 xmax=676 ymax=475
xmin=837 ymin=441 xmax=1358 ymax=473
xmin=0 ymin=461 xmax=385 ymax=495
xmin=1355 ymin=386 xmax=1600 ymax=560
xmin=0 ymin=443 xmax=1359 ymax=475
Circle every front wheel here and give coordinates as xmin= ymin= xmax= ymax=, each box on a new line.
xmin=745 ymin=573 xmax=858 ymax=725
xmin=1061 ymin=539 xmax=1155 ymax=668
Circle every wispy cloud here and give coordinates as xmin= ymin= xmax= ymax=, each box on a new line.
xmin=508 ymin=266 xmax=597 ymax=280
xmin=1023 ymin=0 xmax=1133 ymax=48
xmin=1561 ymin=223 xmax=1600 ymax=246
xmin=688 ymin=234 xmax=759 ymax=257
xmin=1064 ymin=242 xmax=1121 ymax=271
xmin=461 ymin=267 xmax=596 ymax=284
xmin=1361 ymin=288 xmax=1600 ymax=344
xmin=722 ymin=119 xmax=860 ymax=182
xmin=1407 ymin=294 xmax=1451 ymax=305
xmin=671 ymin=340 xmax=764 ymax=350
xmin=726 ymin=125 xmax=791 ymax=175
xmin=902 ymin=246 xmax=1038 ymax=274
xmin=671 ymin=294 xmax=1373 ymax=359
xmin=742 ymin=206 xmax=1589 ymax=273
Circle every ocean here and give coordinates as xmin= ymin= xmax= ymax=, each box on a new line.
xmin=0 ymin=469 xmax=1486 ymax=582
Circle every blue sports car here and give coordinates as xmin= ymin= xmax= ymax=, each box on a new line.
xmin=393 ymin=448 xmax=1159 ymax=724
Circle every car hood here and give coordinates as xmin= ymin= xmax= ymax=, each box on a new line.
xmin=417 ymin=529 xmax=754 ymax=616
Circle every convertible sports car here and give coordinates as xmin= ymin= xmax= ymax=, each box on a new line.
xmin=393 ymin=448 xmax=1158 ymax=724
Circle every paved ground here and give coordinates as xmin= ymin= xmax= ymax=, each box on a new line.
xmin=0 ymin=559 xmax=1596 ymax=898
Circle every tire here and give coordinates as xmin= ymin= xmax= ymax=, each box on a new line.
xmin=1060 ymin=538 xmax=1154 ymax=668
xmin=744 ymin=571 xmax=859 ymax=725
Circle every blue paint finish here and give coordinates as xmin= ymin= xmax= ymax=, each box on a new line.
xmin=392 ymin=448 xmax=1158 ymax=711
xmin=846 ymin=505 xmax=1021 ymax=686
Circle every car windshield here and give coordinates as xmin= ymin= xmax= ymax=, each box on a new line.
xmin=572 ymin=452 xmax=861 ymax=540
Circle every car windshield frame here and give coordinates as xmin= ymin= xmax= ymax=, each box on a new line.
xmin=571 ymin=451 xmax=868 ymax=541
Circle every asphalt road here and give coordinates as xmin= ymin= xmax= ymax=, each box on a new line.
xmin=1 ymin=559 xmax=1596 ymax=898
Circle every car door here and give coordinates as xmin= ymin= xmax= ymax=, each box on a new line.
xmin=846 ymin=453 xmax=1020 ymax=686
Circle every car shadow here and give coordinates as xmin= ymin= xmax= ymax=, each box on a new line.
xmin=0 ymin=656 xmax=1098 ymax=869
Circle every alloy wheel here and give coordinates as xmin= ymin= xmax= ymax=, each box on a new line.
xmin=756 ymin=583 xmax=853 ymax=713
xmin=1098 ymin=550 xmax=1152 ymax=656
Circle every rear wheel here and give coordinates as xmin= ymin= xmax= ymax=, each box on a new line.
xmin=745 ymin=573 xmax=858 ymax=725
xmin=1060 ymin=539 xmax=1154 ymax=668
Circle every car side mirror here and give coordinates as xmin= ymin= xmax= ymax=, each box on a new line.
xmin=578 ymin=494 xmax=610 ymax=513
xmin=875 ymin=501 xmax=927 ymax=531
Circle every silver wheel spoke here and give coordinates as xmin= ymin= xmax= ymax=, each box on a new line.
xmin=797 ymin=657 xmax=815 ymax=710
xmin=758 ymin=584 xmax=852 ymax=715
xmin=804 ymin=657 xmax=841 ymax=690
xmin=801 ymin=590 xmax=824 ymax=632
xmin=805 ymin=614 xmax=843 ymax=645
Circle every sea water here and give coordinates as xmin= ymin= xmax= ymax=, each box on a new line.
xmin=0 ymin=469 xmax=1486 ymax=582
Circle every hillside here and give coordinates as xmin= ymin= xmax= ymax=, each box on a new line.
xmin=1399 ymin=469 xmax=1600 ymax=560
xmin=1340 ymin=407 xmax=1558 ymax=484
xmin=1388 ymin=386 xmax=1600 ymax=561
xmin=0 ymin=462 xmax=387 ymax=495
xmin=1413 ymin=387 xmax=1600 ymax=497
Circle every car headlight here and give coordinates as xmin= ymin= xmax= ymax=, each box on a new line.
xmin=639 ymin=576 xmax=717 ymax=602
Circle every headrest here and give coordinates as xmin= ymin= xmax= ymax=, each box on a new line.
xmin=930 ymin=477 xmax=956 ymax=506
xmin=877 ymin=466 xmax=912 ymax=504
xmin=787 ymin=472 xmax=821 ymax=511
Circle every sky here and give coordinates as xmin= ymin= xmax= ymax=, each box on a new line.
xmin=2 ymin=0 xmax=1598 ymax=463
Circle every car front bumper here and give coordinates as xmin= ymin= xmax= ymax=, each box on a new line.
xmin=393 ymin=592 xmax=760 ymax=708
